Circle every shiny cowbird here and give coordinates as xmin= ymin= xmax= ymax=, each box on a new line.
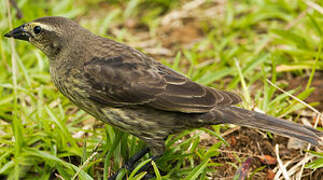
xmin=5 ymin=16 xmax=323 ymax=177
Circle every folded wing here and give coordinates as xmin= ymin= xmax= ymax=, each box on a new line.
xmin=83 ymin=54 xmax=241 ymax=113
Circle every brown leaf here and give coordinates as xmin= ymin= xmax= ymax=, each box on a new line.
xmin=266 ymin=169 xmax=275 ymax=180
xmin=259 ymin=155 xmax=277 ymax=165
xmin=230 ymin=136 xmax=237 ymax=146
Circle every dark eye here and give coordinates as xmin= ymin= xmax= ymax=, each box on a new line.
xmin=33 ymin=26 xmax=41 ymax=34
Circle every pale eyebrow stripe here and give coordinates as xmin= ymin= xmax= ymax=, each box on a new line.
xmin=31 ymin=22 xmax=55 ymax=31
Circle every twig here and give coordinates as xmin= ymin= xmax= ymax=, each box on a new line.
xmin=288 ymin=154 xmax=314 ymax=179
xmin=296 ymin=113 xmax=322 ymax=180
xmin=71 ymin=140 xmax=102 ymax=180
xmin=71 ymin=151 xmax=98 ymax=180
xmin=273 ymin=158 xmax=294 ymax=179
xmin=217 ymin=149 xmax=261 ymax=158
xmin=221 ymin=126 xmax=240 ymax=137
xmin=275 ymin=144 xmax=290 ymax=180
xmin=266 ymin=79 xmax=322 ymax=116
xmin=267 ymin=79 xmax=322 ymax=179
xmin=55 ymin=173 xmax=65 ymax=180
xmin=305 ymin=0 xmax=323 ymax=14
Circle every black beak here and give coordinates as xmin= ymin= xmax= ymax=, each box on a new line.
xmin=4 ymin=24 xmax=30 ymax=41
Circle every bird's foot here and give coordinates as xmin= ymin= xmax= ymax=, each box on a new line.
xmin=108 ymin=147 xmax=151 ymax=180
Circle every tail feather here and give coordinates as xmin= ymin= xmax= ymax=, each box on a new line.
xmin=209 ymin=106 xmax=323 ymax=145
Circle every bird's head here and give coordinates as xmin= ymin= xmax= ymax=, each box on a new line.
xmin=4 ymin=16 xmax=87 ymax=58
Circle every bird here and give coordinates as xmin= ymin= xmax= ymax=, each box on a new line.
xmin=5 ymin=16 xmax=323 ymax=177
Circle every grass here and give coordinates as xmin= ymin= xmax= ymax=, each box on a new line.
xmin=0 ymin=0 xmax=322 ymax=179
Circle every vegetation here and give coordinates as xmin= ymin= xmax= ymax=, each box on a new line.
xmin=0 ymin=0 xmax=322 ymax=179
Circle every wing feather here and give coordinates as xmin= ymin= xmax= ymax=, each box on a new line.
xmin=83 ymin=54 xmax=241 ymax=113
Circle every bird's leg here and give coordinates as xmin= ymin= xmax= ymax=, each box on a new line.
xmin=125 ymin=147 xmax=150 ymax=169
xmin=108 ymin=147 xmax=150 ymax=180
xmin=131 ymin=155 xmax=162 ymax=179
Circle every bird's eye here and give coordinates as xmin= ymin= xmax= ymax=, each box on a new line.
xmin=33 ymin=26 xmax=41 ymax=34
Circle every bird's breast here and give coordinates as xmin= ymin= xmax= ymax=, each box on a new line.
xmin=50 ymin=65 xmax=101 ymax=116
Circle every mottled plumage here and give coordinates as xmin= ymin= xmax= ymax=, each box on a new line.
xmin=5 ymin=16 xmax=323 ymax=156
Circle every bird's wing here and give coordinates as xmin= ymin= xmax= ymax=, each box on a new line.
xmin=83 ymin=54 xmax=241 ymax=113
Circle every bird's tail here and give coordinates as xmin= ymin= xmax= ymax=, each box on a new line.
xmin=205 ymin=106 xmax=323 ymax=145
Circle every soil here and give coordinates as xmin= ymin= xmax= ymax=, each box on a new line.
xmin=288 ymin=71 xmax=323 ymax=112
xmin=209 ymin=127 xmax=323 ymax=179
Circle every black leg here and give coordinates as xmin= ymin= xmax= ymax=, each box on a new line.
xmin=125 ymin=147 xmax=150 ymax=169
xmin=126 ymin=155 xmax=162 ymax=180
xmin=131 ymin=155 xmax=161 ymax=173
xmin=108 ymin=147 xmax=150 ymax=180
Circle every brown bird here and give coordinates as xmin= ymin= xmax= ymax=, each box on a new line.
xmin=5 ymin=16 xmax=323 ymax=177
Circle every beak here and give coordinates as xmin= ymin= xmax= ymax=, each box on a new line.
xmin=4 ymin=24 xmax=30 ymax=41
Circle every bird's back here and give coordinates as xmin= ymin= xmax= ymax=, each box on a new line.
xmin=78 ymin=36 xmax=242 ymax=114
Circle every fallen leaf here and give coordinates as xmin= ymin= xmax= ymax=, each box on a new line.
xmin=266 ymin=169 xmax=275 ymax=180
xmin=259 ymin=155 xmax=277 ymax=165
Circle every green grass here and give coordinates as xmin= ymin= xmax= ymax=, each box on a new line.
xmin=1 ymin=0 xmax=322 ymax=179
